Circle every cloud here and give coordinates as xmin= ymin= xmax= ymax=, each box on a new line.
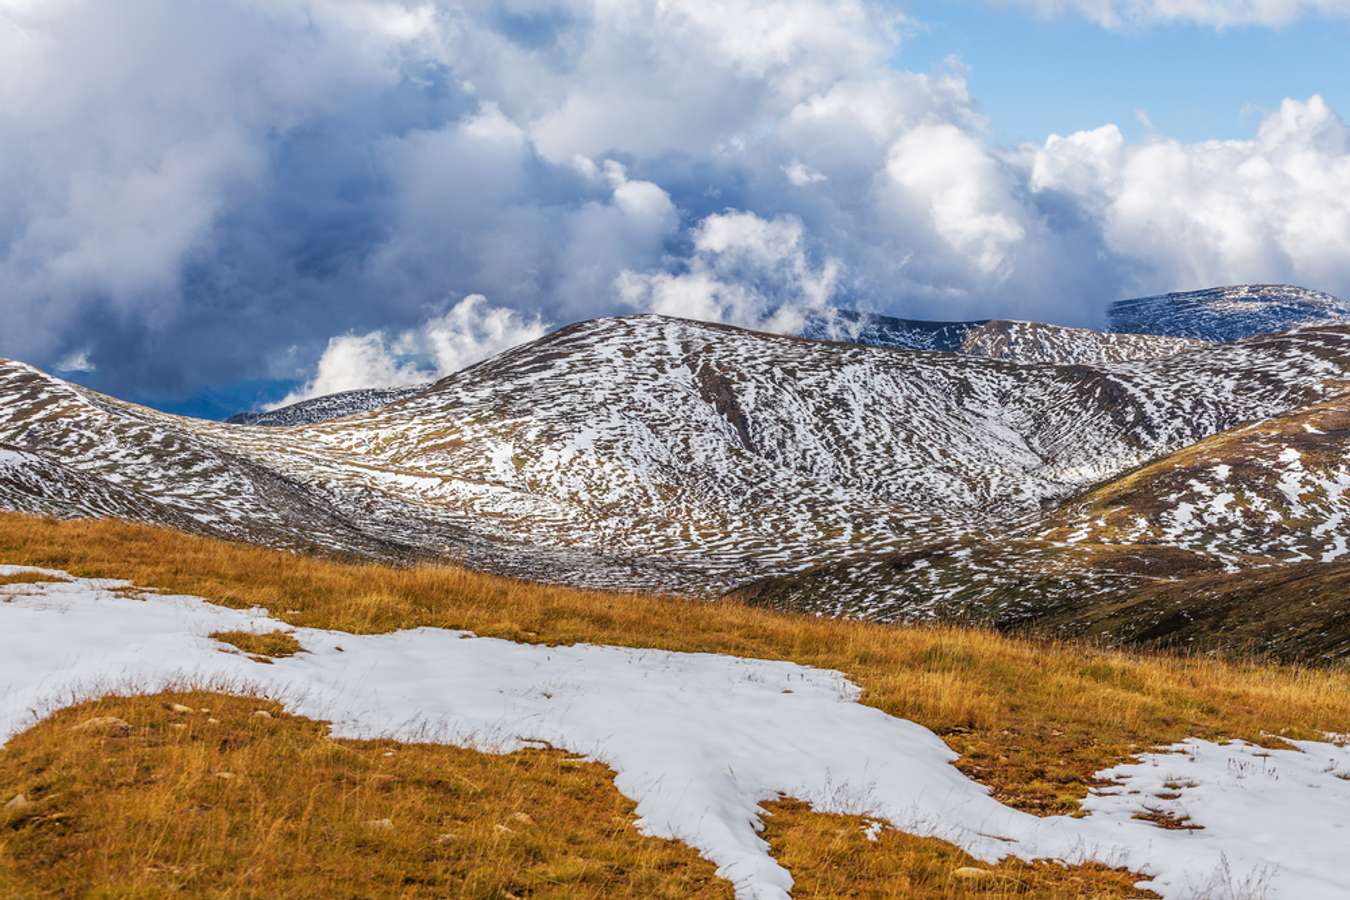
xmin=271 ymin=294 xmax=549 ymax=407
xmin=1030 ymin=96 xmax=1350 ymax=292
xmin=55 ymin=351 xmax=95 ymax=373
xmin=993 ymin=0 xmax=1350 ymax=26
xmin=617 ymin=211 xmax=842 ymax=334
xmin=783 ymin=161 xmax=828 ymax=185
xmin=0 ymin=0 xmax=1347 ymax=408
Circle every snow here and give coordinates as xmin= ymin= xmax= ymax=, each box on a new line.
xmin=1085 ymin=739 xmax=1350 ymax=898
xmin=3 ymin=567 xmax=1348 ymax=899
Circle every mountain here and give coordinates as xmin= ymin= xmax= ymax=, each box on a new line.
xmin=226 ymin=307 xmax=1217 ymax=429
xmin=800 ymin=310 xmax=1204 ymax=364
xmin=226 ymin=384 xmax=431 ymax=427
xmin=1109 ymin=284 xmax=1350 ymax=342
xmin=732 ymin=388 xmax=1350 ymax=662
xmin=4 ymin=315 xmax=1350 ymax=621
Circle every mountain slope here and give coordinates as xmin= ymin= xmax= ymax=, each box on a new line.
xmin=955 ymin=320 xmax=1204 ymax=365
xmin=1109 ymin=284 xmax=1350 ymax=342
xmin=3 ymin=316 xmax=1350 ymax=608
xmin=732 ymin=391 xmax=1350 ymax=661
xmin=227 ymin=384 xmax=430 ymax=426
xmin=800 ymin=311 xmax=1203 ymax=364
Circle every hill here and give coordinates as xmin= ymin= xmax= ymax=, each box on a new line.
xmin=801 ymin=311 xmax=1203 ymax=364
xmin=226 ymin=384 xmax=429 ymax=427
xmin=1109 ymin=284 xmax=1350 ymax=342
xmin=3 ymin=315 xmax=1350 ymax=659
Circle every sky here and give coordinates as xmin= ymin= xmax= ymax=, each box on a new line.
xmin=0 ymin=0 xmax=1348 ymax=417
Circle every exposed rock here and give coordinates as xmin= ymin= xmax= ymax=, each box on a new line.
xmin=71 ymin=716 xmax=131 ymax=737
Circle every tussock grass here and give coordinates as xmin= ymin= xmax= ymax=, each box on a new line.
xmin=762 ymin=799 xmax=1146 ymax=897
xmin=0 ymin=572 xmax=65 ymax=587
xmin=0 ymin=692 xmax=727 ymax=898
xmin=212 ymin=630 xmax=305 ymax=660
xmin=1 ymin=513 xmax=1347 ymax=813
xmin=1 ymin=512 xmax=1347 ymax=896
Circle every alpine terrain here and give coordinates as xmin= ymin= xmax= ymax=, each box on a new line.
xmin=1 ymin=285 xmax=1348 ymax=660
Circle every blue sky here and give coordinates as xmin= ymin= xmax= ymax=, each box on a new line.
xmin=903 ymin=1 xmax=1350 ymax=144
xmin=2 ymin=0 xmax=1348 ymax=418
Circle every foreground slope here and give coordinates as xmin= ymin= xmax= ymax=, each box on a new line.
xmin=1 ymin=515 xmax=1348 ymax=899
xmin=6 ymin=565 xmax=1349 ymax=899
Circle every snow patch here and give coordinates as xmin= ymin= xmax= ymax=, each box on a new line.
xmin=2 ymin=570 xmax=1348 ymax=899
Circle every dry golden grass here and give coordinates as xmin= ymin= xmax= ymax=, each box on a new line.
xmin=0 ymin=572 xmax=66 ymax=587
xmin=1 ymin=512 xmax=1347 ymax=897
xmin=0 ymin=692 xmax=729 ymax=899
xmin=212 ymin=629 xmax=305 ymax=660
xmin=761 ymin=799 xmax=1148 ymax=898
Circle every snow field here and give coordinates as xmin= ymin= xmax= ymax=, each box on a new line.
xmin=1 ymin=566 xmax=1347 ymax=899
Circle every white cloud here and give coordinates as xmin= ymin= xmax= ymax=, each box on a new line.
xmin=783 ymin=161 xmax=828 ymax=185
xmin=616 ymin=211 xmax=841 ymax=334
xmin=0 ymin=0 xmax=1348 ymax=404
xmin=1031 ymin=95 xmax=1350 ymax=293
xmin=55 ymin=350 xmax=95 ymax=373
xmin=993 ymin=0 xmax=1350 ymax=26
xmin=271 ymin=294 xmax=548 ymax=407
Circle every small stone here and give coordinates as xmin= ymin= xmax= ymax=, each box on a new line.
xmin=381 ymin=750 xmax=396 ymax=758
xmin=206 ymin=718 xmax=220 ymax=725
xmin=198 ymin=708 xmax=211 ymax=714
xmin=509 ymin=811 xmax=535 ymax=826
xmin=4 ymin=793 xmax=31 ymax=812
xmin=168 ymin=703 xmax=194 ymax=714
xmin=952 ymin=867 xmax=999 ymax=883
xmin=365 ymin=817 xmax=394 ymax=832
xmin=213 ymin=771 xmax=237 ymax=781
xmin=250 ymin=710 xmax=273 ymax=720
xmin=72 ymin=716 xmax=132 ymax=737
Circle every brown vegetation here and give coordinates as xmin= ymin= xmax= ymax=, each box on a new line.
xmin=1 ymin=512 xmax=1348 ymax=896
xmin=212 ymin=630 xmax=305 ymax=661
xmin=0 ymin=692 xmax=728 ymax=898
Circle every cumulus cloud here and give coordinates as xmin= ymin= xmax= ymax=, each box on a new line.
xmin=995 ymin=0 xmax=1350 ymax=26
xmin=272 ymin=294 xmax=549 ymax=407
xmin=0 ymin=0 xmax=1347 ymax=409
xmin=1030 ymin=96 xmax=1350 ymax=292
xmin=617 ymin=211 xmax=842 ymax=334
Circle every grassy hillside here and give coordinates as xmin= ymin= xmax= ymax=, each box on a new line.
xmin=2 ymin=513 xmax=1348 ymax=897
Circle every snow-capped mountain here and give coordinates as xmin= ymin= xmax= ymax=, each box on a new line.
xmin=800 ymin=311 xmax=1203 ymax=364
xmin=4 ymin=315 xmax=1350 ymax=609
xmin=227 ymin=384 xmax=430 ymax=427
xmin=1109 ymin=284 xmax=1350 ymax=342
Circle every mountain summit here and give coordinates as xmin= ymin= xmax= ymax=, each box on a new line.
xmin=1109 ymin=284 xmax=1350 ymax=342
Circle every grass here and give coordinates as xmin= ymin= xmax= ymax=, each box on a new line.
xmin=1 ymin=512 xmax=1348 ymax=896
xmin=0 ymin=572 xmax=66 ymax=587
xmin=0 ymin=692 xmax=728 ymax=899
xmin=212 ymin=630 xmax=305 ymax=661
xmin=761 ymin=799 xmax=1146 ymax=897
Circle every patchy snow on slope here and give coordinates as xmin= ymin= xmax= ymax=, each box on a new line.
xmin=2 ymin=568 xmax=1348 ymax=899
xmin=1110 ymin=284 xmax=1350 ymax=342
